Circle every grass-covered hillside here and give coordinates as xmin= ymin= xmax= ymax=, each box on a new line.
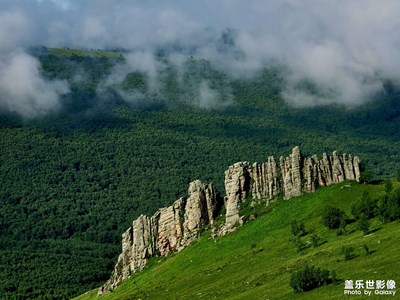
xmin=75 ymin=180 xmax=400 ymax=300
xmin=1 ymin=48 xmax=400 ymax=298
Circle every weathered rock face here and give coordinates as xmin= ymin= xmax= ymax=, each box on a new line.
xmin=100 ymin=147 xmax=361 ymax=295
xmin=98 ymin=215 xmax=155 ymax=294
xmin=316 ymin=152 xmax=361 ymax=187
xmin=182 ymin=180 xmax=219 ymax=245
xmin=222 ymin=147 xmax=361 ymax=225
xmin=156 ymin=198 xmax=185 ymax=257
xmin=332 ymin=151 xmax=345 ymax=183
xmin=251 ymin=156 xmax=281 ymax=201
xmin=353 ymin=156 xmax=361 ymax=181
xmin=204 ymin=183 xmax=219 ymax=225
xmin=224 ymin=162 xmax=250 ymax=228
xmin=318 ymin=153 xmax=334 ymax=186
xmin=303 ymin=155 xmax=319 ymax=193
xmin=99 ymin=180 xmax=221 ymax=295
xmin=280 ymin=146 xmax=304 ymax=199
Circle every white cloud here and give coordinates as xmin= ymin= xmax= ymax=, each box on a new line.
xmin=0 ymin=51 xmax=69 ymax=118
xmin=0 ymin=9 xmax=70 ymax=118
xmin=1 ymin=0 xmax=400 ymax=109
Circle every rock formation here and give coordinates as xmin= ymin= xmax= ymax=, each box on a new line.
xmin=99 ymin=147 xmax=361 ymax=295
xmin=182 ymin=180 xmax=218 ymax=244
xmin=97 ymin=215 xmax=156 ymax=294
xmin=250 ymin=156 xmax=281 ymax=201
xmin=222 ymin=147 xmax=361 ymax=229
xmin=155 ymin=198 xmax=185 ymax=257
xmin=223 ymin=162 xmax=250 ymax=228
xmin=98 ymin=180 xmax=221 ymax=295
xmin=280 ymin=146 xmax=303 ymax=199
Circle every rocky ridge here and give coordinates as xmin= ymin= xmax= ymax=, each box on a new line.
xmin=222 ymin=147 xmax=361 ymax=231
xmin=98 ymin=180 xmax=221 ymax=295
xmin=99 ymin=147 xmax=361 ymax=295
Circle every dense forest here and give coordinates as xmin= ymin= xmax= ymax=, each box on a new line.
xmin=1 ymin=48 xmax=400 ymax=299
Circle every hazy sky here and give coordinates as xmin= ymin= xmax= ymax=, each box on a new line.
xmin=1 ymin=0 xmax=400 ymax=116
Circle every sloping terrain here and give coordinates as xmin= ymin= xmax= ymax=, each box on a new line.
xmin=75 ymin=181 xmax=400 ymax=299
xmin=1 ymin=48 xmax=400 ymax=298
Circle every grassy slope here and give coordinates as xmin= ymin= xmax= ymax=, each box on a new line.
xmin=75 ymin=181 xmax=400 ymax=300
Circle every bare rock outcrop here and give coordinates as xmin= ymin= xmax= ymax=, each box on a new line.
xmin=222 ymin=147 xmax=361 ymax=226
xmin=155 ymin=198 xmax=185 ymax=257
xmin=280 ymin=146 xmax=304 ymax=199
xmin=223 ymin=162 xmax=250 ymax=228
xmin=250 ymin=156 xmax=281 ymax=201
xmin=303 ymin=155 xmax=320 ymax=193
xmin=98 ymin=215 xmax=155 ymax=294
xmin=98 ymin=180 xmax=221 ymax=295
xmin=353 ymin=156 xmax=361 ymax=181
xmin=332 ymin=151 xmax=345 ymax=183
xmin=100 ymin=147 xmax=361 ymax=295
xmin=342 ymin=154 xmax=357 ymax=181
xmin=318 ymin=153 xmax=334 ymax=186
xmin=182 ymin=180 xmax=219 ymax=245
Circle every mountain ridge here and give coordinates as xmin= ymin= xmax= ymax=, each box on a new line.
xmin=98 ymin=146 xmax=361 ymax=294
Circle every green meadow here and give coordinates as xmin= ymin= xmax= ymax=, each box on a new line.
xmin=75 ymin=180 xmax=400 ymax=299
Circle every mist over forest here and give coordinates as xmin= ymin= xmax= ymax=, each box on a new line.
xmin=1 ymin=0 xmax=400 ymax=117
xmin=1 ymin=1 xmax=400 ymax=299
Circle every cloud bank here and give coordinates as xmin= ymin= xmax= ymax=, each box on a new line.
xmin=1 ymin=0 xmax=400 ymax=115
xmin=0 ymin=8 xmax=69 ymax=118
xmin=0 ymin=51 xmax=69 ymax=118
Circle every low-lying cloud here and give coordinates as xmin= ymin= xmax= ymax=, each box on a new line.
xmin=100 ymin=51 xmax=233 ymax=109
xmin=0 ymin=8 xmax=69 ymax=118
xmin=0 ymin=51 xmax=69 ymax=118
xmin=1 ymin=0 xmax=400 ymax=116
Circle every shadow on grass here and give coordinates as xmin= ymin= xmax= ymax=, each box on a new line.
xmin=346 ymin=218 xmax=357 ymax=225
xmin=367 ymin=227 xmax=383 ymax=234
xmin=319 ymin=240 xmax=328 ymax=247
xmin=369 ymin=180 xmax=384 ymax=185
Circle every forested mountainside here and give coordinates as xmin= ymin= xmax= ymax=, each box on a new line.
xmin=1 ymin=48 xmax=400 ymax=298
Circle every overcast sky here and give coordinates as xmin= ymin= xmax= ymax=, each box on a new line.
xmin=1 ymin=0 xmax=400 ymax=116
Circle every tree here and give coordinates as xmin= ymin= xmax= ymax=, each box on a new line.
xmin=340 ymin=245 xmax=355 ymax=261
xmin=290 ymin=265 xmax=332 ymax=293
xmin=310 ymin=233 xmax=321 ymax=248
xmin=384 ymin=180 xmax=393 ymax=195
xmin=291 ymin=219 xmax=307 ymax=237
xmin=322 ymin=206 xmax=346 ymax=229
xmin=363 ymin=243 xmax=371 ymax=255
xmin=351 ymin=191 xmax=376 ymax=220
xmin=377 ymin=188 xmax=400 ymax=222
xmin=290 ymin=236 xmax=306 ymax=252
xmin=358 ymin=214 xmax=370 ymax=235
xmin=359 ymin=162 xmax=372 ymax=183
xmin=337 ymin=217 xmax=348 ymax=236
